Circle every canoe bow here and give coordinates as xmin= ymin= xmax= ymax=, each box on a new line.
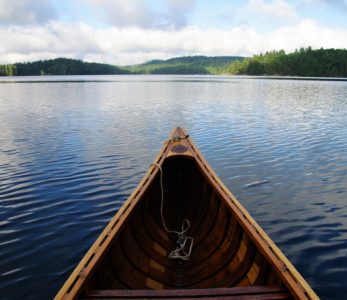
xmin=55 ymin=127 xmax=318 ymax=300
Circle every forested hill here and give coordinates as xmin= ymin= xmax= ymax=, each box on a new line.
xmin=1 ymin=49 xmax=347 ymax=77
xmin=0 ymin=58 xmax=129 ymax=76
xmin=0 ymin=56 xmax=243 ymax=76
xmin=228 ymin=48 xmax=347 ymax=77
xmin=125 ymin=56 xmax=243 ymax=74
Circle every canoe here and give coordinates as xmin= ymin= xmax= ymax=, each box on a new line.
xmin=55 ymin=127 xmax=318 ymax=300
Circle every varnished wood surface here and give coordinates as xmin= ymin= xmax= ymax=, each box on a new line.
xmin=55 ymin=127 xmax=319 ymax=300
xmin=83 ymin=286 xmax=291 ymax=299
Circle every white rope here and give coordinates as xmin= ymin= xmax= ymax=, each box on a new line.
xmin=151 ymin=163 xmax=193 ymax=260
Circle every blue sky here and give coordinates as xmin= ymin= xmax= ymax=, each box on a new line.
xmin=0 ymin=0 xmax=347 ymax=65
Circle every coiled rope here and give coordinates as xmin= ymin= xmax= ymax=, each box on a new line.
xmin=151 ymin=163 xmax=193 ymax=260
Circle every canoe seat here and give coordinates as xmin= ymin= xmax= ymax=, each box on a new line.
xmin=83 ymin=285 xmax=292 ymax=299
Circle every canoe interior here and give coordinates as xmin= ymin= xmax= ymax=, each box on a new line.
xmin=85 ymin=155 xmax=286 ymax=293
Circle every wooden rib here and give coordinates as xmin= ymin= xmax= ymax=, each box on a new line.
xmin=185 ymin=171 xmax=210 ymax=234
xmin=131 ymin=189 xmax=216 ymax=279
xmin=228 ymin=235 xmax=257 ymax=286
xmin=109 ymin=239 xmax=168 ymax=289
xmin=189 ymin=207 xmax=232 ymax=266
xmin=251 ymin=251 xmax=271 ymax=285
xmin=119 ymin=221 xmax=176 ymax=287
xmin=122 ymin=222 xmax=193 ymax=289
xmin=183 ymin=207 xmax=232 ymax=268
xmin=109 ymin=242 xmax=145 ymax=289
xmin=137 ymin=168 xmax=224 ymax=280
xmin=178 ymin=218 xmax=242 ymax=287
xmin=142 ymin=193 xmax=232 ymax=287
xmin=162 ymin=214 xmax=234 ymax=287
xmin=166 ymin=203 xmax=229 ymax=284
xmin=102 ymin=159 xmax=262 ymax=290
xmin=91 ymin=255 xmax=127 ymax=290
xmin=190 ymin=192 xmax=222 ymax=247
xmin=142 ymin=198 xmax=173 ymax=249
xmin=131 ymin=212 xmax=170 ymax=268
xmin=190 ymin=232 xmax=254 ymax=289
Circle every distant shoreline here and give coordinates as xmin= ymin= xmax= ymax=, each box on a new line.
xmin=1 ymin=74 xmax=347 ymax=84
xmin=1 ymin=48 xmax=347 ymax=78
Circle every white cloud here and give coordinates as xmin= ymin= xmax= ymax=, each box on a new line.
xmin=1 ymin=20 xmax=347 ymax=65
xmin=266 ymin=19 xmax=347 ymax=51
xmin=0 ymin=0 xmax=57 ymax=25
xmin=84 ymin=0 xmax=196 ymax=29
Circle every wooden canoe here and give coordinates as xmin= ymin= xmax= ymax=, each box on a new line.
xmin=56 ymin=127 xmax=319 ymax=300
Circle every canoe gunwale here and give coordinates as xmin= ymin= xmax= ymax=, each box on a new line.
xmin=55 ymin=127 xmax=318 ymax=300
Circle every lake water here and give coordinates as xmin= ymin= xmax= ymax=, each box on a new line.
xmin=0 ymin=75 xmax=346 ymax=299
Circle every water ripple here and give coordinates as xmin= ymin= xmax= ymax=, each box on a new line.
xmin=0 ymin=76 xmax=346 ymax=299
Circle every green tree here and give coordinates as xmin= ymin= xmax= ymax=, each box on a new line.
xmin=228 ymin=48 xmax=347 ymax=77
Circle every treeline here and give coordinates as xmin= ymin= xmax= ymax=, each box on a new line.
xmin=0 ymin=58 xmax=129 ymax=76
xmin=125 ymin=56 xmax=243 ymax=74
xmin=1 ymin=49 xmax=347 ymax=77
xmin=0 ymin=56 xmax=242 ymax=76
xmin=228 ymin=48 xmax=347 ymax=77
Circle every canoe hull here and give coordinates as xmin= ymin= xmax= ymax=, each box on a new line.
xmin=55 ymin=127 xmax=318 ymax=300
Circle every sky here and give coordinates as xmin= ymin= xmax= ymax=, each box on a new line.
xmin=0 ymin=0 xmax=347 ymax=65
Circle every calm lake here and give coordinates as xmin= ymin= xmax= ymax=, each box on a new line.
xmin=0 ymin=75 xmax=346 ymax=299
